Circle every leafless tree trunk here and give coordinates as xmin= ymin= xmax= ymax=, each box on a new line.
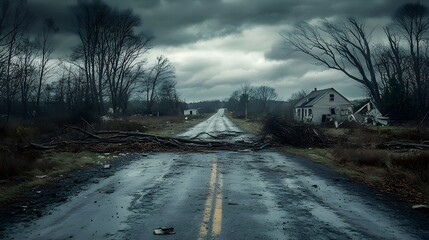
xmin=394 ymin=2 xmax=429 ymax=117
xmin=71 ymin=0 xmax=111 ymax=114
xmin=374 ymin=27 xmax=412 ymax=117
xmin=284 ymin=18 xmax=381 ymax=107
xmin=103 ymin=8 xmax=150 ymax=114
xmin=254 ymin=85 xmax=277 ymax=115
xmin=72 ymin=1 xmax=151 ymax=116
xmin=143 ymin=55 xmax=175 ymax=114
xmin=0 ymin=0 xmax=32 ymax=122
xmin=240 ymin=82 xmax=253 ymax=119
xmin=35 ymin=18 xmax=57 ymax=115
xmin=16 ymin=37 xmax=37 ymax=117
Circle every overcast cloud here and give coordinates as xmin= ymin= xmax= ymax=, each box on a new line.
xmin=28 ymin=0 xmax=411 ymax=102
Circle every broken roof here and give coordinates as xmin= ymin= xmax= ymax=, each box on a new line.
xmin=294 ymin=88 xmax=332 ymax=108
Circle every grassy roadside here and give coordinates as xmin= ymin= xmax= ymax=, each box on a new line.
xmin=129 ymin=114 xmax=209 ymax=137
xmin=0 ymin=114 xmax=209 ymax=206
xmin=283 ymin=146 xmax=386 ymax=184
xmin=0 ymin=151 xmax=115 ymax=205
xmin=284 ymin=146 xmax=429 ymax=204
xmin=228 ymin=113 xmax=429 ymax=204
xmin=225 ymin=112 xmax=262 ymax=134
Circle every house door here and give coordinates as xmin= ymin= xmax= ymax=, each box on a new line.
xmin=322 ymin=115 xmax=327 ymax=123
xmin=190 ymin=111 xmax=193 ymax=115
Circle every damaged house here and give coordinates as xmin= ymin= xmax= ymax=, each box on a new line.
xmin=294 ymin=88 xmax=353 ymax=124
xmin=352 ymin=101 xmax=389 ymax=125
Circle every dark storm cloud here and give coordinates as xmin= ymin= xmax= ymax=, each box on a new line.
xmin=27 ymin=0 xmax=406 ymax=47
xmin=108 ymin=0 xmax=408 ymax=46
xmin=23 ymin=0 xmax=418 ymax=101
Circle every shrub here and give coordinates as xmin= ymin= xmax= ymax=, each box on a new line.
xmin=262 ymin=116 xmax=330 ymax=147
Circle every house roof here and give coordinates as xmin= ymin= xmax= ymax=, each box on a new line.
xmin=294 ymin=88 xmax=351 ymax=108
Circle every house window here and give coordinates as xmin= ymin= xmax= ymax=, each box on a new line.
xmin=330 ymin=108 xmax=336 ymax=115
xmin=297 ymin=109 xmax=301 ymax=117
xmin=304 ymin=109 xmax=308 ymax=117
xmin=329 ymin=94 xmax=334 ymax=101
xmin=308 ymin=109 xmax=312 ymax=116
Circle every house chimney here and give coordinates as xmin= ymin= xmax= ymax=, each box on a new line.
xmin=314 ymin=88 xmax=317 ymax=91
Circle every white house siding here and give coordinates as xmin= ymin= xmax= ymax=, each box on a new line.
xmin=311 ymin=105 xmax=352 ymax=123
xmin=316 ymin=90 xmax=350 ymax=106
xmin=294 ymin=88 xmax=353 ymax=124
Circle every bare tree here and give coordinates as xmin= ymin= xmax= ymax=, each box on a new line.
xmin=254 ymin=85 xmax=277 ymax=115
xmin=103 ymin=8 xmax=150 ymax=114
xmin=16 ymin=37 xmax=38 ymax=117
xmin=158 ymin=79 xmax=180 ymax=115
xmin=226 ymin=90 xmax=241 ymax=113
xmin=0 ymin=0 xmax=32 ymax=122
xmin=374 ymin=27 xmax=412 ymax=118
xmin=284 ymin=18 xmax=381 ymax=107
xmin=143 ymin=55 xmax=175 ymax=114
xmin=35 ymin=18 xmax=58 ymax=115
xmin=72 ymin=1 xmax=151 ymax=115
xmin=71 ymin=0 xmax=111 ymax=114
xmin=240 ymin=82 xmax=254 ymax=119
xmin=394 ymin=2 xmax=429 ymax=116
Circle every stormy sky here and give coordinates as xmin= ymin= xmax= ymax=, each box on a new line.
xmin=29 ymin=0 xmax=410 ymax=102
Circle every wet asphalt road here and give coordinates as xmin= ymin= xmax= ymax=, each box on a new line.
xmin=2 ymin=109 xmax=428 ymax=239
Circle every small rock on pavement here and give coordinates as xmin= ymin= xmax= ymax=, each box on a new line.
xmin=103 ymin=164 xmax=111 ymax=169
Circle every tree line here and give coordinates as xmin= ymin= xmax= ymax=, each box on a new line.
xmin=0 ymin=0 xmax=180 ymax=124
xmin=285 ymin=2 xmax=429 ymax=121
xmin=226 ymin=83 xmax=280 ymax=119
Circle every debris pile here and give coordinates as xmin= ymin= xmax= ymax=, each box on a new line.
xmin=29 ymin=124 xmax=269 ymax=152
xmin=262 ymin=116 xmax=332 ymax=147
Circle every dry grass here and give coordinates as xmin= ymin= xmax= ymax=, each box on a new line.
xmin=226 ymin=112 xmax=262 ymax=134
xmin=0 ymin=151 xmax=113 ymax=204
xmin=95 ymin=120 xmax=148 ymax=132
xmin=286 ymin=146 xmax=429 ymax=202
xmin=332 ymin=148 xmax=389 ymax=167
xmin=128 ymin=115 xmax=209 ymax=136
xmin=330 ymin=147 xmax=428 ymax=202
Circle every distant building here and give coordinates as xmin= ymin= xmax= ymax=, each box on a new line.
xmin=184 ymin=109 xmax=199 ymax=116
xmin=294 ymin=88 xmax=353 ymax=124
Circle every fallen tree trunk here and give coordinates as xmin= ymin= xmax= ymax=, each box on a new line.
xmin=30 ymin=125 xmax=269 ymax=152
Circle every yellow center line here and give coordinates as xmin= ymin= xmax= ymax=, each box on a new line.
xmin=211 ymin=173 xmax=223 ymax=238
xmin=198 ymin=160 xmax=218 ymax=240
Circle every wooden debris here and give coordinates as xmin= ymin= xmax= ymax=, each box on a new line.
xmin=262 ymin=116 xmax=332 ymax=147
xmin=29 ymin=125 xmax=270 ymax=152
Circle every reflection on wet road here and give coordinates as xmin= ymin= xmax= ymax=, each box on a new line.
xmin=2 ymin=110 xmax=428 ymax=239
